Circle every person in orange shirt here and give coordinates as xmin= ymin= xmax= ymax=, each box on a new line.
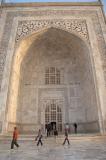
xmin=11 ymin=127 xmax=19 ymax=149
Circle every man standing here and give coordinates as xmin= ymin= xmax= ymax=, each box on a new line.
xmin=73 ymin=123 xmax=77 ymax=134
xmin=11 ymin=127 xmax=19 ymax=149
xmin=65 ymin=123 xmax=69 ymax=133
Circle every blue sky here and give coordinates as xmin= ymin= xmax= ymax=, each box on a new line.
xmin=4 ymin=0 xmax=106 ymax=13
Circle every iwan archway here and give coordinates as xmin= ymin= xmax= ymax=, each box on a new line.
xmin=4 ymin=27 xmax=101 ymax=133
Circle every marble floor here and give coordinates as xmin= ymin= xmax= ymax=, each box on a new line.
xmin=0 ymin=136 xmax=106 ymax=160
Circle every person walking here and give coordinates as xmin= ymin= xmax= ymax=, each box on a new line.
xmin=62 ymin=129 xmax=70 ymax=145
xmin=11 ymin=127 xmax=19 ymax=149
xmin=36 ymin=129 xmax=43 ymax=146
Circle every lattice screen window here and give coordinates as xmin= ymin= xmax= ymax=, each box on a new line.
xmin=45 ymin=101 xmax=62 ymax=132
xmin=45 ymin=67 xmax=61 ymax=84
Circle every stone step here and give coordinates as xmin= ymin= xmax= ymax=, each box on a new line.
xmin=0 ymin=133 xmax=104 ymax=141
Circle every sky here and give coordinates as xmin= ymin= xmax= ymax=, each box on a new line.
xmin=4 ymin=0 xmax=106 ymax=13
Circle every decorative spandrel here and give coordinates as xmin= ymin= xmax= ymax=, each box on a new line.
xmin=16 ymin=19 xmax=89 ymax=43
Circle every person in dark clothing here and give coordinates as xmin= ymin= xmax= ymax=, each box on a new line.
xmin=36 ymin=129 xmax=43 ymax=146
xmin=54 ymin=128 xmax=58 ymax=143
xmin=54 ymin=128 xmax=58 ymax=137
xmin=62 ymin=129 xmax=70 ymax=145
xmin=45 ymin=124 xmax=50 ymax=137
xmin=47 ymin=124 xmax=50 ymax=137
xmin=73 ymin=123 xmax=77 ymax=134
xmin=11 ymin=127 xmax=19 ymax=149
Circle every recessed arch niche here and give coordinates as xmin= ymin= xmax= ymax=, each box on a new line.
xmin=7 ymin=27 xmax=99 ymax=133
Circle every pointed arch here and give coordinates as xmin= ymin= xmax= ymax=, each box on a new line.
xmin=1 ymin=26 xmax=101 ymax=133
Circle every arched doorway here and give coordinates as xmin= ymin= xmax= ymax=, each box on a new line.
xmin=4 ymin=27 xmax=101 ymax=133
xmin=45 ymin=100 xmax=62 ymax=132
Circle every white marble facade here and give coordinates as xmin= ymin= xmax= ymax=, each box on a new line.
xmin=0 ymin=1 xmax=106 ymax=134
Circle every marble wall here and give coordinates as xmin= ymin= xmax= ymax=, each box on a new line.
xmin=0 ymin=2 xmax=106 ymax=134
xmin=8 ymin=28 xmax=98 ymax=133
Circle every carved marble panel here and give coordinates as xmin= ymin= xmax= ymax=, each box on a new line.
xmin=16 ymin=19 xmax=89 ymax=42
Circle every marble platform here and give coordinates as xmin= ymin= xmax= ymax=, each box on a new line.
xmin=0 ymin=135 xmax=106 ymax=160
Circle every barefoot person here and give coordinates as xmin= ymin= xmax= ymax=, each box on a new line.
xmin=11 ymin=127 xmax=19 ymax=149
